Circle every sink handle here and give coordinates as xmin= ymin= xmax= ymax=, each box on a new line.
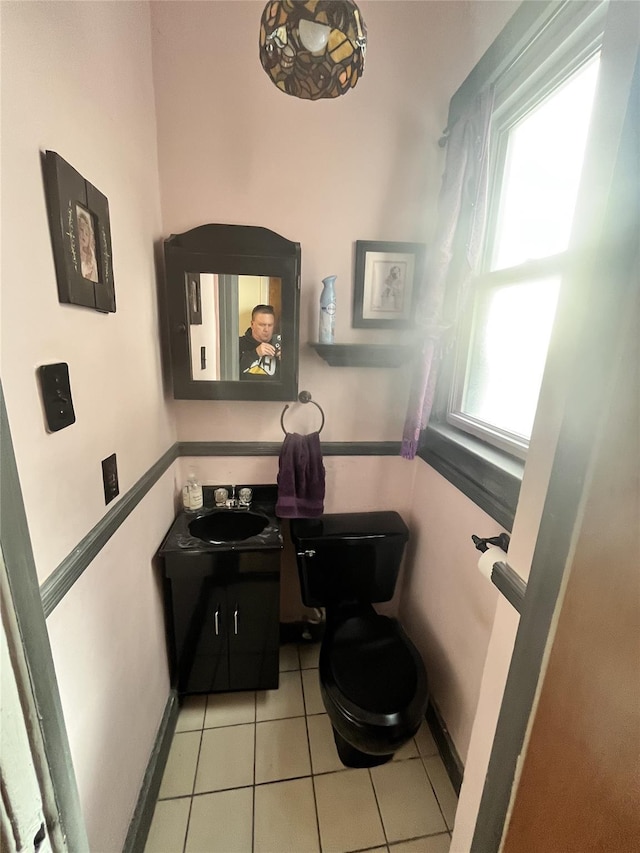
xmin=233 ymin=605 xmax=239 ymax=635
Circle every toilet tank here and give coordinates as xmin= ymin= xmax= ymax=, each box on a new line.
xmin=290 ymin=512 xmax=409 ymax=607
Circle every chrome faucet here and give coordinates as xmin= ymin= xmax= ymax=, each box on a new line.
xmin=226 ymin=485 xmax=238 ymax=508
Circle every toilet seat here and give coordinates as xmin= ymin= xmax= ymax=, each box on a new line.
xmin=318 ymin=607 xmax=428 ymax=757
xmin=328 ymin=613 xmax=417 ymax=714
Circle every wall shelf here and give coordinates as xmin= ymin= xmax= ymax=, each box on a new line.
xmin=309 ymin=342 xmax=415 ymax=368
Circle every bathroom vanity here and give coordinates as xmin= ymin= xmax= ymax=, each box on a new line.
xmin=158 ymin=486 xmax=282 ymax=694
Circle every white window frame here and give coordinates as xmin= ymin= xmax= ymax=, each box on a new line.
xmin=419 ymin=1 xmax=610 ymax=529
xmin=447 ymin=259 xmax=567 ymax=458
xmin=446 ymin=25 xmax=603 ymax=459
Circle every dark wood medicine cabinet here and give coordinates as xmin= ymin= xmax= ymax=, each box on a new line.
xmin=163 ymin=224 xmax=301 ymax=401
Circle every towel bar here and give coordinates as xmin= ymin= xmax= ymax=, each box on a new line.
xmin=281 ymin=391 xmax=325 ymax=435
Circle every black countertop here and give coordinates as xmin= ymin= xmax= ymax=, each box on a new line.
xmin=159 ymin=484 xmax=283 ymax=555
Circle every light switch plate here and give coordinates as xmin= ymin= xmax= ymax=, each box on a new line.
xmin=102 ymin=453 xmax=119 ymax=505
xmin=38 ymin=363 xmax=76 ymax=432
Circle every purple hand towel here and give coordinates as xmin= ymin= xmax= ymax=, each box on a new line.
xmin=276 ymin=431 xmax=325 ymax=518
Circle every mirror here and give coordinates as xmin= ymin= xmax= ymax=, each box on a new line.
xmin=185 ymin=274 xmax=283 ymax=382
xmin=164 ymin=225 xmax=300 ymax=401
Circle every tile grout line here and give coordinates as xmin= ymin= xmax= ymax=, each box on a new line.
xmin=368 ymin=765 xmax=388 ymax=849
xmin=300 ymin=660 xmax=323 ymax=853
xmin=181 ymin=798 xmax=192 ymax=853
xmin=181 ymin=699 xmax=206 ymax=853
xmin=251 ymin=785 xmax=256 ymax=853
xmin=419 ymin=754 xmax=451 ymax=833
xmin=252 ymin=690 xmax=257 ymax=853
xmin=189 ymin=749 xmax=433 ymax=789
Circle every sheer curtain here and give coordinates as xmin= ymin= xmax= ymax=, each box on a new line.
xmin=401 ymin=86 xmax=494 ymax=459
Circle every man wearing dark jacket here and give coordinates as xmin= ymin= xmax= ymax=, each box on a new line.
xmin=239 ymin=304 xmax=280 ymax=378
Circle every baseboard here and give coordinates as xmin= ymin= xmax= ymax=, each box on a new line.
xmin=425 ymin=699 xmax=464 ymax=796
xmin=123 ymin=689 xmax=180 ymax=853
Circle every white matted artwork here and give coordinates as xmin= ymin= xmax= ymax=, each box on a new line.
xmin=353 ymin=241 xmax=425 ymax=328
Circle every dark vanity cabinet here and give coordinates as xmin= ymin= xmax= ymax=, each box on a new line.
xmin=158 ymin=489 xmax=283 ymax=695
xmin=163 ymin=551 xmax=280 ymax=694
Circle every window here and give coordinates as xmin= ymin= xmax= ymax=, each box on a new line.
xmin=419 ymin=1 xmax=607 ymax=528
xmin=448 ymin=55 xmax=600 ymax=458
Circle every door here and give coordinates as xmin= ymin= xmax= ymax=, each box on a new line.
xmin=470 ymin=5 xmax=640 ymax=849
xmin=502 ymin=259 xmax=639 ymax=852
xmin=0 ymin=549 xmax=64 ymax=853
xmin=1 ymin=607 xmax=51 ymax=853
xmin=0 ymin=389 xmax=88 ymax=851
xmin=228 ymin=570 xmax=280 ymax=691
xmin=185 ymin=578 xmax=230 ymax=693
xmin=166 ymin=555 xmax=230 ymax=693
xmin=165 ymin=550 xmax=281 ymax=693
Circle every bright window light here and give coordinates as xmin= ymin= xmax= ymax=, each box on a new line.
xmin=461 ymin=277 xmax=561 ymax=439
xmin=492 ymin=57 xmax=600 ymax=271
xmin=449 ymin=53 xmax=601 ymax=454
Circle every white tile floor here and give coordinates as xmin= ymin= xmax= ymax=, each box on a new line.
xmin=145 ymin=643 xmax=458 ymax=853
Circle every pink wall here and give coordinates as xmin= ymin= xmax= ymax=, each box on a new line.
xmin=151 ymin=0 xmax=501 ymax=444
xmin=1 ymin=2 xmax=176 ymax=850
xmin=400 ymin=464 xmax=502 ymax=761
xmin=46 ymin=471 xmax=179 ymax=852
xmin=1 ymin=1 xmax=176 ymax=582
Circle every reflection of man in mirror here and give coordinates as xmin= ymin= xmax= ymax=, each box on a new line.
xmin=239 ymin=304 xmax=281 ymax=378
xmin=76 ymin=206 xmax=99 ymax=283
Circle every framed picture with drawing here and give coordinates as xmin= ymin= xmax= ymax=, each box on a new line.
xmin=43 ymin=150 xmax=116 ymax=313
xmin=353 ymin=240 xmax=424 ymax=329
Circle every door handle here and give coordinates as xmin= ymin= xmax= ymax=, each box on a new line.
xmin=297 ymin=549 xmax=316 ymax=558
xmin=214 ymin=606 xmax=220 ymax=636
xmin=233 ymin=604 xmax=239 ymax=635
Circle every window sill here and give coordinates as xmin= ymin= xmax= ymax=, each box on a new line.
xmin=418 ymin=422 xmax=523 ymax=530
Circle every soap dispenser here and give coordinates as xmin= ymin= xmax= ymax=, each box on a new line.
xmin=182 ymin=473 xmax=203 ymax=511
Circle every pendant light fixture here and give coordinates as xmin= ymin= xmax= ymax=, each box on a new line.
xmin=259 ymin=0 xmax=367 ymax=100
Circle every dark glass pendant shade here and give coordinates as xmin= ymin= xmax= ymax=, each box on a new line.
xmin=259 ymin=0 xmax=367 ymax=100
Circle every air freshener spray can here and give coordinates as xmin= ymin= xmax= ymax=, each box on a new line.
xmin=318 ymin=275 xmax=337 ymax=344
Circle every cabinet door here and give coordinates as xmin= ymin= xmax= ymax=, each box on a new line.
xmin=170 ymin=573 xmax=229 ymax=694
xmin=228 ymin=575 xmax=280 ymax=691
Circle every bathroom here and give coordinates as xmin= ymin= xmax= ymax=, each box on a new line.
xmin=1 ymin=2 xmax=638 ymax=853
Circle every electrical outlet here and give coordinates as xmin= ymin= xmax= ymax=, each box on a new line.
xmin=102 ymin=453 xmax=119 ymax=505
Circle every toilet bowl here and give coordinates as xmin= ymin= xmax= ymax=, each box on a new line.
xmin=291 ymin=512 xmax=429 ymax=768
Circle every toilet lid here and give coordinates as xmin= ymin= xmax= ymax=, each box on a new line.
xmin=328 ymin=615 xmax=417 ymax=714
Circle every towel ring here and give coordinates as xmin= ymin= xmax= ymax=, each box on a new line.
xmin=281 ymin=391 xmax=325 ymax=435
